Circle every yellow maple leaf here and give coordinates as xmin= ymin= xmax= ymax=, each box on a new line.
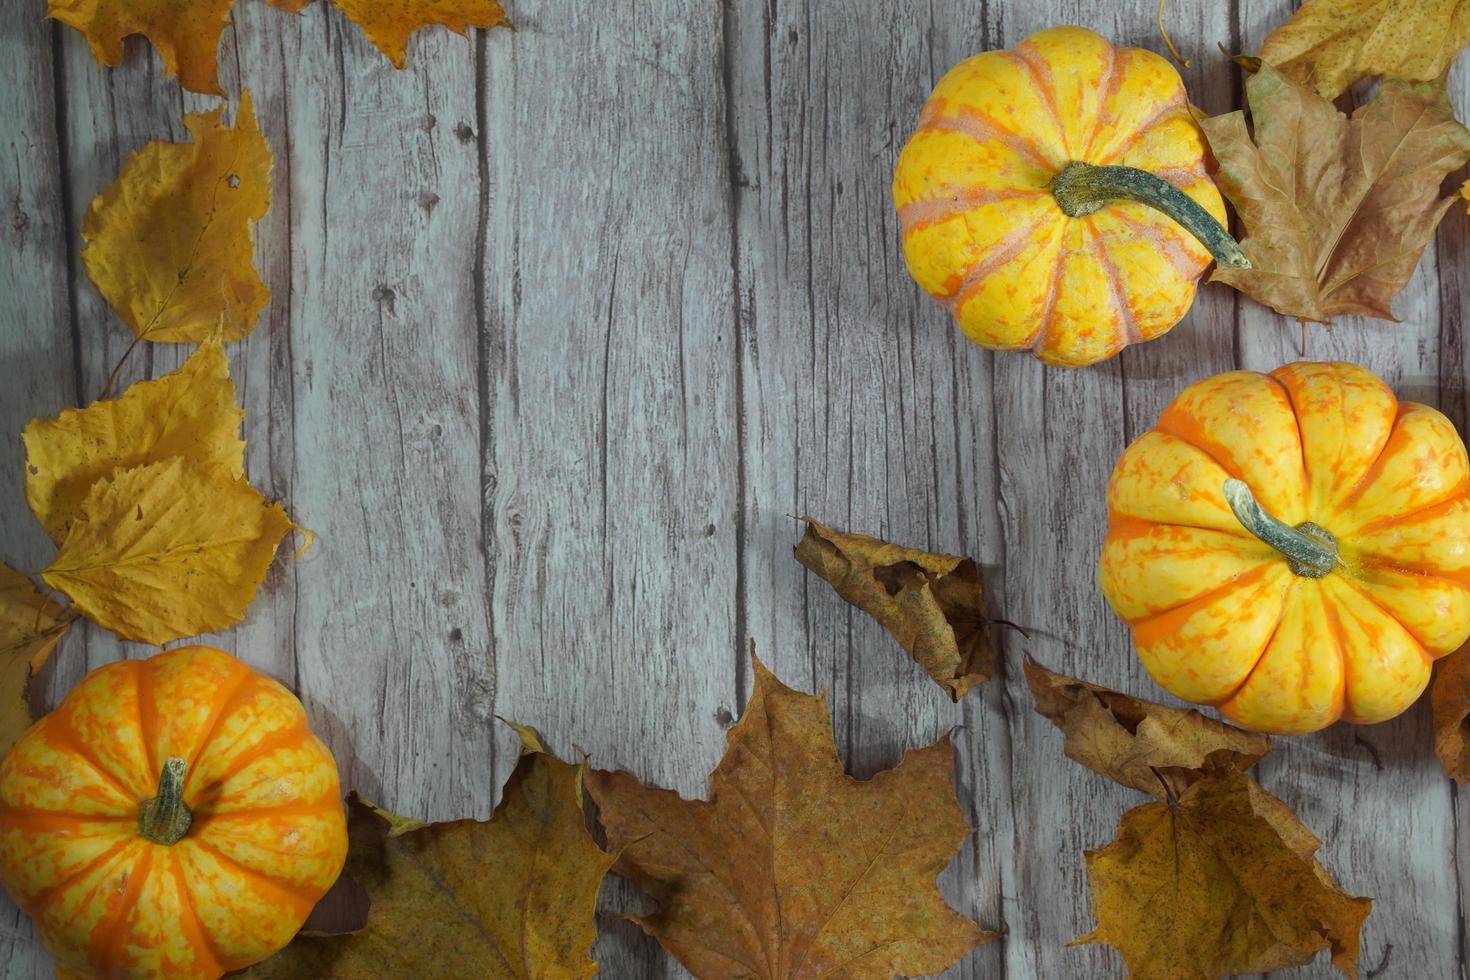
xmin=1259 ymin=0 xmax=1470 ymax=100
xmin=587 ymin=657 xmax=994 ymax=979
xmin=1078 ymin=770 xmax=1370 ymax=978
xmin=329 ymin=0 xmax=512 ymax=69
xmin=42 ymin=457 xmax=291 ymax=645
xmin=242 ymin=727 xmax=613 ymax=978
xmin=82 ymin=92 xmax=271 ymax=344
xmin=47 ymin=0 xmax=240 ymax=95
xmin=0 ymin=565 xmax=72 ymax=756
xmin=23 ymin=342 xmax=245 ymax=545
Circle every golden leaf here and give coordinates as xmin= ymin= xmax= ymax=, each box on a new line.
xmin=1259 ymin=0 xmax=1470 ymax=100
xmin=47 ymin=0 xmax=240 ymax=95
xmin=0 ymin=565 xmax=72 ymax=756
xmin=1078 ymin=770 xmax=1370 ymax=979
xmin=587 ymin=658 xmax=994 ymax=979
xmin=329 ymin=0 xmax=512 ymax=69
xmin=41 ymin=457 xmax=291 ymax=645
xmin=82 ymin=92 xmax=271 ymax=343
xmin=23 ymin=341 xmax=245 ymax=544
xmin=1203 ymin=66 xmax=1470 ymax=322
xmin=243 ymin=728 xmax=613 ymax=978
xmin=794 ymin=519 xmax=996 ymax=700
xmin=1432 ymin=641 xmax=1470 ymax=781
xmin=1024 ymin=659 xmax=1271 ymax=800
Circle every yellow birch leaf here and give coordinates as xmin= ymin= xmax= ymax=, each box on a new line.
xmin=23 ymin=341 xmax=245 ymax=544
xmin=1258 ymin=0 xmax=1470 ymax=100
xmin=1079 ymin=770 xmax=1370 ymax=979
xmin=243 ymin=727 xmax=613 ymax=978
xmin=81 ymin=92 xmax=271 ymax=343
xmin=46 ymin=0 xmax=239 ymax=95
xmin=0 ymin=565 xmax=72 ymax=756
xmin=327 ymin=0 xmax=512 ymax=69
xmin=42 ymin=457 xmax=291 ymax=645
xmin=588 ymin=657 xmax=995 ymax=979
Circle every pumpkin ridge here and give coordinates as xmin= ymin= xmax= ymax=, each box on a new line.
xmin=1265 ymin=371 xmax=1315 ymax=511
xmin=1084 ymin=39 xmax=1123 ymax=160
xmin=1318 ymin=590 xmax=1354 ymax=720
xmin=1330 ymin=577 xmax=1437 ymax=669
xmin=179 ymin=665 xmax=259 ymax=783
xmin=134 ymin=657 xmax=159 ymax=779
xmin=1205 ymin=591 xmax=1293 ymax=709
xmin=1331 ymin=401 xmax=1417 ymax=516
xmin=0 ymin=806 xmax=134 ymax=828
xmin=1029 ymin=243 xmax=1067 ymax=355
xmin=1088 ymin=220 xmax=1142 ymax=347
xmin=187 ymin=723 xmax=312 ymax=811
xmin=1153 ymin=402 xmax=1309 ymax=520
xmin=23 ymin=835 xmax=138 ymax=916
xmin=40 ymin=721 xmax=143 ymax=807
xmin=1122 ymin=560 xmax=1280 ymax=629
xmin=1341 ymin=481 xmax=1470 ymax=540
xmin=897 ymin=187 xmax=1045 ymax=234
xmin=1109 ymin=209 xmax=1205 ymax=280
xmin=167 ymin=849 xmax=231 ymax=975
xmin=181 ymin=834 xmax=322 ymax=910
xmin=917 ymin=102 xmax=1061 ymax=172
xmin=87 ymin=839 xmax=155 ymax=972
xmin=193 ymin=796 xmax=344 ymax=827
xmin=1001 ymin=46 xmax=1071 ymax=158
xmin=944 ymin=211 xmax=1059 ymax=309
xmin=1097 ymin=100 xmax=1191 ymax=166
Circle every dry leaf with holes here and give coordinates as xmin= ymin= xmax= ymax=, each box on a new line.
xmin=41 ymin=457 xmax=291 ymax=645
xmin=1202 ymin=66 xmax=1470 ymax=323
xmin=588 ymin=658 xmax=994 ymax=979
xmin=1079 ymin=770 xmax=1371 ymax=979
xmin=1024 ymin=659 xmax=1270 ymax=799
xmin=81 ymin=92 xmax=271 ymax=342
xmin=0 ymin=565 xmax=72 ymax=756
xmin=794 ymin=519 xmax=998 ymax=700
xmin=243 ymin=726 xmax=612 ymax=979
xmin=1432 ymin=642 xmax=1470 ymax=781
xmin=1259 ymin=0 xmax=1470 ymax=100
xmin=23 ymin=341 xmax=244 ymax=544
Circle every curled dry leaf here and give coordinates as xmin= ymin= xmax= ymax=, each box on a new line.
xmin=82 ymin=93 xmax=271 ymax=343
xmin=1259 ymin=0 xmax=1470 ymax=100
xmin=1202 ymin=65 xmax=1470 ymax=323
xmin=0 ymin=565 xmax=72 ymax=756
xmin=1023 ymin=659 xmax=1270 ymax=800
xmin=587 ymin=657 xmax=994 ymax=980
xmin=794 ymin=519 xmax=996 ymax=700
xmin=243 ymin=727 xmax=612 ymax=979
xmin=1079 ymin=770 xmax=1370 ymax=980
xmin=1432 ymin=641 xmax=1470 ymax=781
xmin=23 ymin=342 xmax=244 ymax=544
xmin=41 ymin=457 xmax=292 ymax=645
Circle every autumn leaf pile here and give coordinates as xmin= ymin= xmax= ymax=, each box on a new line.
xmin=7 ymin=1 xmax=1470 ymax=979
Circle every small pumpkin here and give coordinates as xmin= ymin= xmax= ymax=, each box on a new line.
xmin=0 ymin=646 xmax=347 ymax=978
xmin=893 ymin=25 xmax=1246 ymax=368
xmin=1100 ymin=362 xmax=1470 ymax=734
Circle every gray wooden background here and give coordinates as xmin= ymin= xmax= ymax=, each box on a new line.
xmin=1 ymin=0 xmax=1466 ymax=977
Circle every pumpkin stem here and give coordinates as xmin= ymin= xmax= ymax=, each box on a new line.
xmin=1049 ymin=161 xmax=1250 ymax=270
xmin=138 ymin=757 xmax=193 ymax=846
xmin=1223 ymin=479 xmax=1339 ymax=579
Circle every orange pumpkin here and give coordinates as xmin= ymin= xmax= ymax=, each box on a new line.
xmin=0 ymin=646 xmax=347 ymax=978
xmin=893 ymin=26 xmax=1246 ymax=367
xmin=1100 ymin=362 xmax=1470 ymax=734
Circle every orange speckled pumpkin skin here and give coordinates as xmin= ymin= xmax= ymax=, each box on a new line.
xmin=1100 ymin=362 xmax=1470 ymax=734
xmin=0 ymin=646 xmax=347 ymax=979
xmin=893 ymin=25 xmax=1227 ymax=367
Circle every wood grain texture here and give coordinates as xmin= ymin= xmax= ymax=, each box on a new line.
xmin=0 ymin=1 xmax=1466 ymax=977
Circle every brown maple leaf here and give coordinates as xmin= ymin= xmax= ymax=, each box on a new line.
xmin=1432 ymin=641 xmax=1470 ymax=781
xmin=0 ymin=565 xmax=73 ymax=756
xmin=1202 ymin=64 xmax=1470 ymax=323
xmin=244 ymin=726 xmax=612 ymax=978
xmin=587 ymin=657 xmax=994 ymax=979
xmin=1024 ymin=659 xmax=1270 ymax=800
xmin=1259 ymin=0 xmax=1470 ymax=100
xmin=1078 ymin=770 xmax=1370 ymax=979
xmin=794 ymin=519 xmax=999 ymax=700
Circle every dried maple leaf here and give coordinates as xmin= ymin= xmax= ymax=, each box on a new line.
xmin=1432 ymin=641 xmax=1470 ymax=781
xmin=794 ymin=519 xmax=997 ymax=700
xmin=82 ymin=92 xmax=271 ymax=343
xmin=23 ymin=341 xmax=245 ymax=544
xmin=243 ymin=726 xmax=612 ymax=979
xmin=328 ymin=0 xmax=512 ymax=69
xmin=1202 ymin=65 xmax=1470 ymax=323
xmin=1024 ymin=660 xmax=1270 ymax=800
xmin=1079 ymin=770 xmax=1371 ymax=979
xmin=587 ymin=657 xmax=994 ymax=979
xmin=41 ymin=457 xmax=291 ymax=645
xmin=0 ymin=565 xmax=72 ymax=756
xmin=1259 ymin=0 xmax=1470 ymax=100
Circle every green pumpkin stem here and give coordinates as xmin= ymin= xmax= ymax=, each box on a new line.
xmin=1223 ymin=479 xmax=1339 ymax=579
xmin=138 ymin=756 xmax=193 ymax=846
xmin=1049 ymin=161 xmax=1250 ymax=270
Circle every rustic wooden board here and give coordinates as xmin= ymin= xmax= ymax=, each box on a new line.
xmin=0 ymin=1 xmax=1466 ymax=977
